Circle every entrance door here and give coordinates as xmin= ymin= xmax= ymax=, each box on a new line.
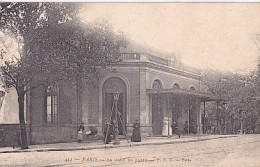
xmin=104 ymin=93 xmax=126 ymax=135
xmin=152 ymin=94 xmax=163 ymax=135
xmin=171 ymin=96 xmax=180 ymax=134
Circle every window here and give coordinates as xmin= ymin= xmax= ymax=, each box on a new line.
xmin=152 ymin=80 xmax=162 ymax=89
xmin=44 ymin=85 xmax=58 ymax=124
xmin=173 ymin=83 xmax=181 ymax=90
xmin=190 ymin=86 xmax=196 ymax=91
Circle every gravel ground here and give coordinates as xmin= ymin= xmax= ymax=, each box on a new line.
xmin=0 ymin=135 xmax=259 ymax=167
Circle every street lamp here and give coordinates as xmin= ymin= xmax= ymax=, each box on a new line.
xmin=113 ymin=91 xmax=120 ymax=145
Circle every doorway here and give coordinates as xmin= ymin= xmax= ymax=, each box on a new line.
xmin=104 ymin=93 xmax=126 ymax=135
xmin=102 ymin=77 xmax=127 ymax=135
xmin=152 ymin=94 xmax=163 ymax=135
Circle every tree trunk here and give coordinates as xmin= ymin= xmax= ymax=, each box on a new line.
xmin=224 ymin=117 xmax=227 ymax=134
xmin=216 ymin=101 xmax=220 ymax=134
xmin=76 ymin=72 xmax=83 ymax=127
xmin=240 ymin=118 xmax=244 ymax=135
xmin=18 ymin=92 xmax=29 ymax=149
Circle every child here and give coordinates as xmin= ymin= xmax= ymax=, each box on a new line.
xmin=77 ymin=129 xmax=83 ymax=143
xmin=77 ymin=123 xmax=84 ymax=143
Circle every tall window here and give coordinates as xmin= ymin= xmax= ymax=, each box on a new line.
xmin=45 ymin=85 xmax=58 ymax=124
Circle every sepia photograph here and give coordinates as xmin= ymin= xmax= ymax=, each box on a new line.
xmin=0 ymin=2 xmax=260 ymax=167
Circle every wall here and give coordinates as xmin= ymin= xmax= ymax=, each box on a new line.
xmin=0 ymin=124 xmax=29 ymax=147
xmin=27 ymin=58 xmax=202 ymax=143
xmin=29 ymin=82 xmax=78 ymax=144
xmin=148 ymin=69 xmax=200 ymax=90
xmin=82 ymin=67 xmax=141 ymax=135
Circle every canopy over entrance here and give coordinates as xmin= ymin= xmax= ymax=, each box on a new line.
xmin=147 ymin=88 xmax=226 ymax=135
xmin=146 ymin=88 xmax=224 ymax=102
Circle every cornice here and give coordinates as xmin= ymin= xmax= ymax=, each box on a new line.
xmin=111 ymin=61 xmax=202 ymax=80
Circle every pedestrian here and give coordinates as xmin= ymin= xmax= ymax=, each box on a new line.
xmin=131 ymin=120 xmax=141 ymax=142
xmin=177 ymin=117 xmax=184 ymax=138
xmin=184 ymin=121 xmax=188 ymax=134
xmin=78 ymin=123 xmax=85 ymax=132
xmin=171 ymin=121 xmax=177 ymax=135
xmin=77 ymin=123 xmax=85 ymax=143
xmin=104 ymin=119 xmax=112 ymax=144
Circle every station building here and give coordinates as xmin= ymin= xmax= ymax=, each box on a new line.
xmin=24 ymin=45 xmax=218 ymax=144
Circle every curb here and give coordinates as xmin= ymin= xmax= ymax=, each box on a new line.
xmin=0 ymin=135 xmax=238 ymax=154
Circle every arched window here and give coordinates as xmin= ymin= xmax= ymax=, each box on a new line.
xmin=173 ymin=83 xmax=180 ymax=90
xmin=152 ymin=80 xmax=162 ymax=89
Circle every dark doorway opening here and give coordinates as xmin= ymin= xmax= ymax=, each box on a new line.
xmin=152 ymin=94 xmax=163 ymax=135
xmin=104 ymin=93 xmax=126 ymax=135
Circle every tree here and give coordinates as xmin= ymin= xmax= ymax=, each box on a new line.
xmin=202 ymin=70 xmax=259 ymax=134
xmin=34 ymin=20 xmax=126 ymax=125
xmin=0 ymin=3 xmax=126 ymax=149
xmin=0 ymin=2 xmax=79 ymax=149
xmin=252 ymin=34 xmax=260 ymax=76
xmin=251 ymin=33 xmax=260 ymax=133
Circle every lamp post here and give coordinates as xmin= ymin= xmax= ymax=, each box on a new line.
xmin=113 ymin=91 xmax=120 ymax=145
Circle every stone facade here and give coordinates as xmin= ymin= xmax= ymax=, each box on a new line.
xmin=27 ymin=52 xmax=207 ymax=144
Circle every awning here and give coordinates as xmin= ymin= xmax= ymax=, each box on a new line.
xmin=146 ymin=88 xmax=224 ymax=102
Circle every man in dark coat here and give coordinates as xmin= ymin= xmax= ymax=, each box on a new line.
xmin=171 ymin=121 xmax=177 ymax=135
xmin=103 ymin=120 xmax=112 ymax=144
xmin=78 ymin=123 xmax=85 ymax=132
xmin=131 ymin=120 xmax=141 ymax=142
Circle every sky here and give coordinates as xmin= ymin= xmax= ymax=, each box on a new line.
xmin=80 ymin=3 xmax=260 ymax=74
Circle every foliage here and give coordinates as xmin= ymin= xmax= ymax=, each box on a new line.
xmin=37 ymin=20 xmax=127 ymax=82
xmin=0 ymin=2 xmax=79 ymax=149
xmin=0 ymin=2 xmax=126 ymax=149
xmin=0 ymin=3 xmax=79 ymax=91
xmin=202 ymin=69 xmax=260 ymax=134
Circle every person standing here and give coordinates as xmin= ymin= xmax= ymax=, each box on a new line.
xmin=131 ymin=120 xmax=141 ymax=142
xmin=104 ymin=120 xmax=112 ymax=144
xmin=77 ymin=123 xmax=84 ymax=143
xmin=177 ymin=117 xmax=184 ymax=138
xmin=171 ymin=121 xmax=177 ymax=135
xmin=78 ymin=123 xmax=85 ymax=132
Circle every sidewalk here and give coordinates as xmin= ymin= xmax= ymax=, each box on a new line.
xmin=0 ymin=135 xmax=238 ymax=153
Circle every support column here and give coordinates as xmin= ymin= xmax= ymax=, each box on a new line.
xmin=167 ymin=94 xmax=172 ymax=137
xmin=188 ymin=99 xmax=190 ymax=136
xmin=149 ymin=94 xmax=152 ymax=125
xmin=216 ymin=101 xmax=220 ymax=134
xmin=203 ymin=101 xmax=206 ymax=134
xmin=197 ymin=98 xmax=202 ymax=134
xmin=139 ymin=67 xmax=148 ymax=124
xmin=139 ymin=67 xmax=150 ymax=137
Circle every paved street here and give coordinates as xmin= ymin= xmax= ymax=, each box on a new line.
xmin=1 ymin=135 xmax=260 ymax=167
